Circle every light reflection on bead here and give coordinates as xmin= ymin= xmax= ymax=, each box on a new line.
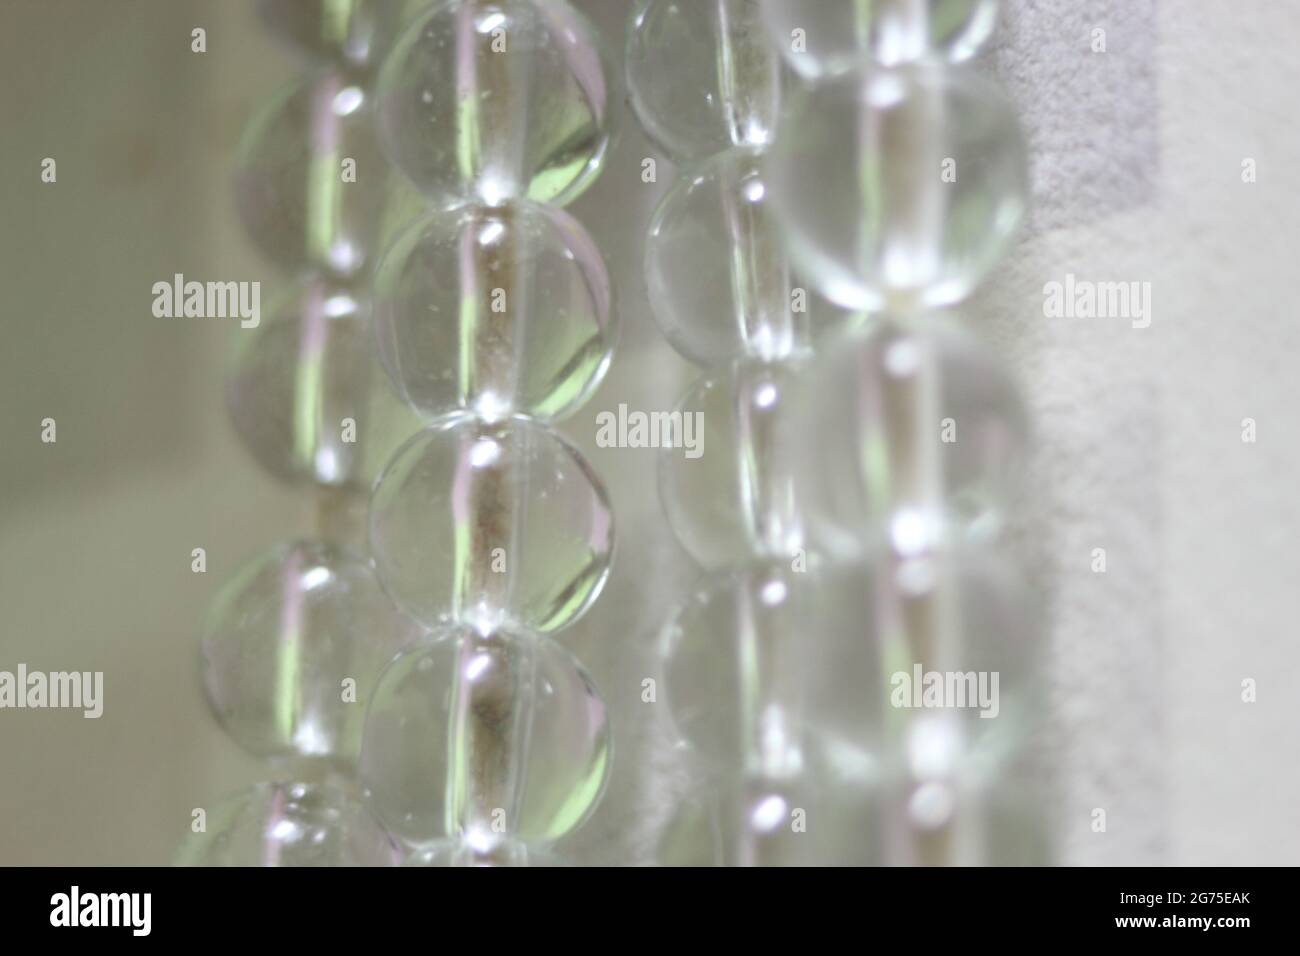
xmin=175 ymin=780 xmax=402 ymax=867
xmin=225 ymin=280 xmax=423 ymax=490
xmin=404 ymin=838 xmax=566 ymax=867
xmin=200 ymin=540 xmax=422 ymax=762
xmin=783 ymin=319 xmax=1029 ymax=560
xmin=372 ymin=199 xmax=614 ymax=423
xmin=359 ymin=625 xmax=610 ymax=846
xmin=761 ymin=0 xmax=1000 ymax=78
xmin=234 ymin=73 xmax=389 ymax=280
xmin=377 ymin=0 xmax=616 ymax=206
xmin=369 ymin=415 xmax=614 ymax=633
xmin=657 ymin=776 xmax=885 ymax=866
xmin=765 ymin=64 xmax=1028 ymax=312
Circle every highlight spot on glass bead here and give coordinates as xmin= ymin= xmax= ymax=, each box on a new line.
xmin=372 ymin=199 xmax=615 ymax=423
xmin=368 ymin=415 xmax=614 ymax=633
xmin=200 ymin=540 xmax=421 ymax=763
xmin=403 ymin=838 xmax=566 ymax=867
xmin=376 ymin=0 xmax=617 ymax=206
xmin=657 ymin=776 xmax=884 ymax=866
xmin=359 ymin=625 xmax=610 ymax=847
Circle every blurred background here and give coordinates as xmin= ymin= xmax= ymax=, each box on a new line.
xmin=0 ymin=0 xmax=1297 ymax=865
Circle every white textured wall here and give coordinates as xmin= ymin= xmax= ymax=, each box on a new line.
xmin=986 ymin=0 xmax=1300 ymax=865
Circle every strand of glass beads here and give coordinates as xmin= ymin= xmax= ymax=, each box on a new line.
xmin=355 ymin=0 xmax=620 ymax=867
xmin=630 ymin=0 xmax=1045 ymax=865
xmin=180 ymin=1 xmax=421 ymax=866
xmin=628 ymin=0 xmax=877 ymax=866
xmin=762 ymin=0 xmax=1047 ymax=864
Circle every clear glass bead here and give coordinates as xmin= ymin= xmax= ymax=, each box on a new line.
xmin=783 ymin=318 xmax=1028 ymax=559
xmin=175 ymin=780 xmax=402 ymax=867
xmin=200 ymin=540 xmax=421 ymax=763
xmin=369 ymin=415 xmax=613 ymax=633
xmin=646 ymin=146 xmax=861 ymax=366
xmin=376 ymin=0 xmax=616 ymax=207
xmin=372 ymin=200 xmax=615 ymax=423
xmin=626 ymin=0 xmax=782 ymax=162
xmin=359 ymin=625 xmax=610 ymax=846
xmin=765 ymin=63 xmax=1028 ymax=312
xmin=660 ymin=560 xmax=885 ymax=776
xmin=659 ymin=361 xmax=809 ymax=569
xmin=404 ymin=838 xmax=565 ymax=866
xmin=256 ymin=0 xmax=403 ymax=72
xmin=234 ymin=73 xmax=389 ymax=281
xmin=761 ymin=0 xmax=999 ymax=78
xmin=226 ymin=280 xmax=423 ymax=490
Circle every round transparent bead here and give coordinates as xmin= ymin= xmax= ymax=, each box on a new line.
xmin=226 ymin=281 xmax=423 ymax=490
xmin=256 ymin=0 xmax=402 ymax=72
xmin=175 ymin=780 xmax=402 ymax=867
xmin=234 ymin=73 xmax=389 ymax=281
xmin=359 ymin=625 xmax=610 ymax=846
xmin=765 ymin=64 xmax=1028 ymax=312
xmin=200 ymin=540 xmax=421 ymax=763
xmin=404 ymin=838 xmax=566 ymax=867
xmin=782 ymin=319 xmax=1028 ymax=559
xmin=626 ymin=0 xmax=782 ymax=162
xmin=660 ymin=560 xmax=885 ymax=776
xmin=376 ymin=0 xmax=616 ymax=207
xmin=659 ymin=361 xmax=809 ymax=569
xmin=761 ymin=0 xmax=999 ymax=78
xmin=646 ymin=146 xmax=861 ymax=366
xmin=369 ymin=415 xmax=613 ymax=633
xmin=372 ymin=200 xmax=614 ymax=423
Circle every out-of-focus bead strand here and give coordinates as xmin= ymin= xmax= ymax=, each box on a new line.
xmin=764 ymin=1 xmax=1049 ymax=865
xmin=183 ymin=1 xmax=417 ymax=867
